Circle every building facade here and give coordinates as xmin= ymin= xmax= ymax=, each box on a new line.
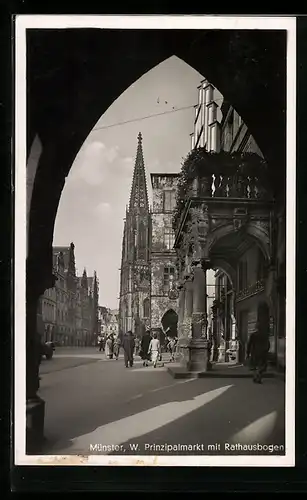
xmin=212 ymin=100 xmax=276 ymax=363
xmin=119 ymin=135 xmax=180 ymax=342
xmin=98 ymin=307 xmax=119 ymax=340
xmin=190 ymin=78 xmax=223 ymax=152
xmin=119 ymin=80 xmax=285 ymax=371
xmin=38 ymin=243 xmax=99 ymax=346
xmin=150 ymin=174 xmax=179 ymax=339
xmin=172 ymin=80 xmax=284 ymax=372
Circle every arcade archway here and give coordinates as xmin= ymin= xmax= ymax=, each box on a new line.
xmin=161 ymin=309 xmax=178 ymax=339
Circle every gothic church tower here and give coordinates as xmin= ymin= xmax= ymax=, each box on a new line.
xmin=119 ymin=133 xmax=151 ymax=337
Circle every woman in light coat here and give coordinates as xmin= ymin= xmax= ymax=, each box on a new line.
xmin=148 ymin=332 xmax=161 ymax=368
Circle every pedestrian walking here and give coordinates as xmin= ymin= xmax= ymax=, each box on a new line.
xmin=105 ymin=334 xmax=114 ymax=359
xmin=166 ymin=336 xmax=177 ymax=362
xmin=140 ymin=330 xmax=151 ymax=367
xmin=246 ymin=322 xmax=270 ymax=383
xmin=113 ymin=336 xmax=121 ymax=360
xmin=97 ymin=335 xmax=104 ymax=352
xmin=148 ymin=332 xmax=161 ymax=368
xmin=122 ymin=330 xmax=135 ymax=368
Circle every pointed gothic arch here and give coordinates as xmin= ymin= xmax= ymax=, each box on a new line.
xmin=27 ymin=30 xmax=286 ymax=289
xmin=208 ymin=223 xmax=271 ymax=265
xmin=161 ymin=309 xmax=178 ymax=338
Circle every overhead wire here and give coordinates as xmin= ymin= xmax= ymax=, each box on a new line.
xmin=92 ymin=98 xmax=225 ymax=132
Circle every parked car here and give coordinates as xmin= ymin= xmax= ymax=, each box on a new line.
xmin=45 ymin=341 xmax=56 ymax=351
xmin=40 ymin=341 xmax=54 ymax=360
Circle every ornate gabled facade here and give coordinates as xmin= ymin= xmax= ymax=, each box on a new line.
xmin=38 ymin=243 xmax=99 ymax=346
xmin=119 ymin=133 xmax=151 ymax=338
xmin=150 ymin=174 xmax=180 ymax=338
xmin=98 ymin=307 xmax=119 ymax=339
xmin=212 ymin=100 xmax=280 ymax=365
xmin=169 ymin=79 xmax=285 ymax=373
xmin=173 ymin=150 xmax=275 ymax=371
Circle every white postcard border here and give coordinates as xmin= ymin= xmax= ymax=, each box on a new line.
xmin=14 ymin=15 xmax=296 ymax=467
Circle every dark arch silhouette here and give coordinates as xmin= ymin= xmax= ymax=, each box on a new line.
xmin=27 ymin=29 xmax=286 ymax=298
xmin=161 ymin=309 xmax=178 ymax=339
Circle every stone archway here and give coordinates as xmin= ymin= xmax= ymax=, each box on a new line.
xmin=208 ymin=222 xmax=271 ymax=267
xmin=161 ymin=309 xmax=178 ymax=340
xmin=27 ymin=29 xmax=286 ymax=306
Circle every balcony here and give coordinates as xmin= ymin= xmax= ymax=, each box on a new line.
xmin=172 ymin=149 xmax=272 ymax=235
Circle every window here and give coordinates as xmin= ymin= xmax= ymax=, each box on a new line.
xmin=163 ymin=190 xmax=176 ymax=212
xmin=164 ymin=227 xmax=175 ymax=250
xmin=163 ymin=266 xmax=175 ymax=289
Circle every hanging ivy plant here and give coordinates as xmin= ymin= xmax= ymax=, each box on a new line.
xmin=172 ymin=149 xmax=268 ymax=231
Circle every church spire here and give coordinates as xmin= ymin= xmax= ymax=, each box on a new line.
xmin=128 ymin=132 xmax=149 ymax=212
xmin=81 ymin=268 xmax=88 ymax=290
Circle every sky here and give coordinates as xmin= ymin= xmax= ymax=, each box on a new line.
xmin=53 ymin=56 xmax=218 ymax=309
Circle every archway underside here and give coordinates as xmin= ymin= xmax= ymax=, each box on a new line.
xmin=27 ymin=29 xmax=285 ymax=293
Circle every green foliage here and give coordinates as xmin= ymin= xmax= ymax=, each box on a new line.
xmin=172 ymin=148 xmax=268 ymax=231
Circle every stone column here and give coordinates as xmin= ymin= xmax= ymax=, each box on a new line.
xmin=175 ymin=285 xmax=185 ymax=361
xmin=177 ymin=285 xmax=185 ymax=338
xmin=178 ymin=277 xmax=193 ymax=364
xmin=185 ymin=277 xmax=194 ymax=320
xmin=187 ymin=263 xmax=210 ymax=372
xmin=26 ymin=259 xmax=51 ymax=454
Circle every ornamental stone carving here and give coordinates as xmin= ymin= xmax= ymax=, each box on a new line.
xmin=233 ymin=207 xmax=249 ymax=232
xmin=181 ymin=316 xmax=193 ymax=339
xmin=189 ymin=204 xmax=210 ymax=262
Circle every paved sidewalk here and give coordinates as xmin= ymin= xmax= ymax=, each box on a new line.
xmin=167 ymin=361 xmax=284 ymax=379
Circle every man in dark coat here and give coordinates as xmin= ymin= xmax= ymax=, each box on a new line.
xmin=140 ymin=330 xmax=151 ymax=367
xmin=246 ymin=322 xmax=270 ymax=383
xmin=122 ymin=331 xmax=135 ymax=368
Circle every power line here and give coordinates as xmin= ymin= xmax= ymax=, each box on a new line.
xmin=92 ymin=98 xmax=225 ymax=132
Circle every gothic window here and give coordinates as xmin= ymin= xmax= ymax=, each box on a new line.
xmin=138 ymin=221 xmax=147 ymax=259
xmin=163 ymin=190 xmax=176 ymax=212
xmin=164 ymin=227 xmax=175 ymax=250
xmin=143 ymin=298 xmax=150 ymax=318
xmin=163 ymin=266 xmax=175 ymax=290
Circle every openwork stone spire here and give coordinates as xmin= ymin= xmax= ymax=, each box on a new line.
xmin=81 ymin=268 xmax=88 ymax=290
xmin=129 ymin=132 xmax=149 ymax=211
